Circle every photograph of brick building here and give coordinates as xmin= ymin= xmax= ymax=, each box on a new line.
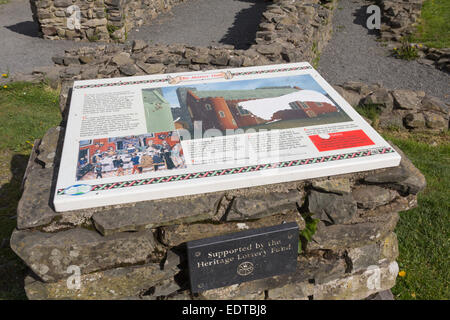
xmin=156 ymin=74 xmax=353 ymax=137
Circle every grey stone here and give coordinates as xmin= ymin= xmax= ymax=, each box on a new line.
xmin=54 ymin=0 xmax=72 ymax=7
xmin=199 ymin=252 xmax=346 ymax=299
xmin=366 ymin=289 xmax=395 ymax=300
xmin=149 ymin=278 xmax=182 ymax=297
xmin=119 ymin=64 xmax=137 ymax=76
xmin=24 ymin=262 xmax=177 ymax=300
xmin=135 ymin=61 xmax=166 ymax=74
xmin=63 ymin=66 xmax=82 ymax=78
xmin=51 ymin=56 xmax=65 ymax=65
xmin=423 ymin=112 xmax=448 ymax=130
xmin=63 ymin=56 xmax=80 ymax=66
xmin=17 ymin=165 xmax=60 ymax=229
xmin=311 ymin=178 xmax=352 ymax=194
xmin=333 ymin=85 xmax=361 ymax=107
xmin=92 ymin=192 xmax=224 ymax=236
xmin=364 ymin=144 xmax=426 ymax=195
xmin=346 ymin=232 xmax=398 ymax=273
xmin=111 ymin=52 xmax=134 ymax=66
xmin=224 ymin=184 xmax=304 ymax=221
xmin=79 ymin=55 xmax=95 ymax=64
xmin=352 ymin=185 xmax=397 ymax=209
xmin=191 ymin=54 xmax=211 ymax=64
xmin=36 ymin=126 xmax=63 ymax=168
xmin=404 ymin=112 xmax=425 ymax=129
xmin=309 ymin=211 xmax=399 ymax=251
xmin=392 ymin=90 xmax=422 ymax=110
xmin=267 ymin=281 xmax=313 ymax=300
xmin=159 ymin=210 xmax=305 ymax=247
xmin=10 ymin=227 xmax=160 ymax=282
xmin=421 ymin=96 xmax=449 ymax=115
xmin=132 ymin=40 xmax=148 ymax=52
xmin=308 ymin=190 xmax=357 ymax=224
xmin=313 ymin=260 xmax=399 ymax=300
xmin=377 ymin=110 xmax=406 ymax=129
xmin=363 ymin=88 xmax=394 ymax=111
xmin=80 ymin=65 xmax=100 ymax=80
xmin=255 ymin=44 xmax=282 ymax=56
xmin=210 ymin=53 xmax=229 ymax=66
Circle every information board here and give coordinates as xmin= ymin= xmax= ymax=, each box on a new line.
xmin=54 ymin=62 xmax=400 ymax=212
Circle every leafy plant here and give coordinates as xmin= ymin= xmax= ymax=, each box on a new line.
xmin=311 ymin=41 xmax=321 ymax=69
xmin=298 ymin=214 xmax=319 ymax=254
xmin=393 ymin=39 xmax=420 ymax=60
xmin=107 ymin=24 xmax=120 ymax=35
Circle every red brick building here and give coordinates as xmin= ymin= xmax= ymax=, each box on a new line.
xmin=184 ymin=87 xmax=337 ymax=131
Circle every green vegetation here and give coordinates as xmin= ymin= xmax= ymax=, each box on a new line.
xmin=0 ymin=82 xmax=61 ymax=152
xmin=0 ymin=82 xmax=61 ymax=300
xmin=0 ymin=0 xmax=9 ymax=5
xmin=413 ymin=0 xmax=450 ymax=49
xmin=393 ymin=38 xmax=420 ymax=61
xmin=299 ymin=214 xmax=319 ymax=253
xmin=311 ymin=41 xmax=321 ymax=69
xmin=354 ymin=104 xmax=382 ymax=123
xmin=381 ymin=130 xmax=450 ymax=300
xmin=107 ymin=24 xmax=120 ymax=35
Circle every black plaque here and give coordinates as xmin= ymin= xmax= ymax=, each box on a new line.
xmin=186 ymin=222 xmax=299 ymax=293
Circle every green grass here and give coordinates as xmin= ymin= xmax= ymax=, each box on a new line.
xmin=412 ymin=0 xmax=450 ymax=48
xmin=0 ymin=82 xmax=61 ymax=152
xmin=381 ymin=131 xmax=450 ymax=300
xmin=0 ymin=82 xmax=61 ymax=300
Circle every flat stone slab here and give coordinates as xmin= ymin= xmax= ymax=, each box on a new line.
xmin=24 ymin=261 xmax=178 ymax=300
xmin=159 ymin=210 xmax=305 ymax=247
xmin=10 ymin=227 xmax=160 ymax=282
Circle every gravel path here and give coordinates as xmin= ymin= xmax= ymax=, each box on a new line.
xmin=128 ymin=0 xmax=268 ymax=50
xmin=318 ymin=0 xmax=450 ymax=102
xmin=1 ymin=0 xmax=449 ymax=103
xmin=0 ymin=0 xmax=266 ymax=75
xmin=0 ymin=0 xmax=99 ymax=75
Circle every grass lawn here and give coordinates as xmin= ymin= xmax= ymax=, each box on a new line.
xmin=412 ymin=0 xmax=450 ymax=48
xmin=382 ymin=130 xmax=450 ymax=300
xmin=0 ymin=82 xmax=61 ymax=299
xmin=0 ymin=82 xmax=448 ymax=300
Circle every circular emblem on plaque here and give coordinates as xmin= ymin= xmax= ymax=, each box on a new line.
xmin=237 ymin=261 xmax=254 ymax=276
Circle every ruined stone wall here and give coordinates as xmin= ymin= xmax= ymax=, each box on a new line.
xmin=30 ymin=0 xmax=186 ymax=42
xmin=28 ymin=0 xmax=335 ymax=87
xmin=334 ymin=82 xmax=449 ymax=132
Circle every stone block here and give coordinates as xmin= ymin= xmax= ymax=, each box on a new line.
xmin=308 ymin=190 xmax=357 ymax=224
xmin=24 ymin=262 xmax=178 ymax=300
xmin=312 ymin=260 xmax=399 ymax=300
xmin=10 ymin=228 xmax=161 ymax=282
xmin=159 ymin=210 xmax=305 ymax=247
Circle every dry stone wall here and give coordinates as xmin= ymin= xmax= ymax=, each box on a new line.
xmin=31 ymin=0 xmax=187 ymax=42
xmin=10 ymin=119 xmax=426 ymax=299
xmin=334 ymin=82 xmax=449 ymax=132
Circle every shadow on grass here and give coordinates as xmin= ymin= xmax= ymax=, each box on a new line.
xmin=0 ymin=153 xmax=30 ymax=300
